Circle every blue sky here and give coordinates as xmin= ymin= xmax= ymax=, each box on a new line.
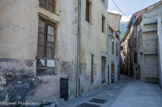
xmin=108 ymin=0 xmax=161 ymax=22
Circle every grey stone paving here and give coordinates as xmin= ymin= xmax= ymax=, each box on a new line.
xmin=58 ymin=75 xmax=162 ymax=107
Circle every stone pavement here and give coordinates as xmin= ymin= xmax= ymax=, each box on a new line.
xmin=58 ymin=75 xmax=162 ymax=107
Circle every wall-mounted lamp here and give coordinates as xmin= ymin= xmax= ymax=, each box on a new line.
xmin=108 ymin=33 xmax=114 ymax=42
xmin=111 ymin=35 xmax=114 ymax=42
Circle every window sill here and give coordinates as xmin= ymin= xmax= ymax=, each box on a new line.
xmin=39 ymin=6 xmax=60 ymax=16
xmin=36 ymin=67 xmax=56 ymax=76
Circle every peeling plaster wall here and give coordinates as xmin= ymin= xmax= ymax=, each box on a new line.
xmin=0 ymin=0 xmax=78 ymax=103
xmin=27 ymin=0 xmax=78 ymax=102
xmin=0 ymin=0 xmax=42 ymax=103
xmin=0 ymin=0 xmax=38 ymax=60
xmin=0 ymin=0 xmax=38 ymax=74
xmin=55 ymin=0 xmax=78 ymax=98
xmin=0 ymin=0 xmax=39 ymax=102
xmin=80 ymin=0 xmax=108 ymax=94
xmin=0 ymin=0 xmax=111 ymax=103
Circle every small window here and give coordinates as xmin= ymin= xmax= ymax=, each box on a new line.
xmin=116 ymin=43 xmax=118 ymax=56
xmin=134 ymin=52 xmax=137 ymax=63
xmin=102 ymin=15 xmax=106 ymax=33
xmin=112 ymin=41 xmax=114 ymax=54
xmin=86 ymin=0 xmax=91 ymax=23
xmin=134 ymin=38 xmax=136 ymax=47
xmin=39 ymin=0 xmax=56 ymax=13
xmin=130 ymin=38 xmax=132 ymax=47
xmin=138 ymin=29 xmax=142 ymax=45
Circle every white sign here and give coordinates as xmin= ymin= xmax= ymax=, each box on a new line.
xmin=47 ymin=60 xmax=55 ymax=67
xmin=40 ymin=59 xmax=45 ymax=66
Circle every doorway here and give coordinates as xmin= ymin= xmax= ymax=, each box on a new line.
xmin=111 ymin=63 xmax=115 ymax=83
xmin=108 ymin=65 xmax=110 ymax=84
xmin=101 ymin=57 xmax=106 ymax=83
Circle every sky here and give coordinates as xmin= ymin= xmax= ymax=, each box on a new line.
xmin=108 ymin=0 xmax=161 ymax=22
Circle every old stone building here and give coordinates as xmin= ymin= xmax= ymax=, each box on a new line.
xmin=121 ymin=1 xmax=162 ymax=88
xmin=0 ymin=0 xmax=78 ymax=103
xmin=79 ymin=0 xmax=109 ymax=94
xmin=108 ymin=12 xmax=121 ymax=84
xmin=0 ymin=0 xmax=115 ymax=105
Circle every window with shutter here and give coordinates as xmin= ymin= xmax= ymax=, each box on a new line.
xmin=37 ymin=18 xmax=56 ymax=74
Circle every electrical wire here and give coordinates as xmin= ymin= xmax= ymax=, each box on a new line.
xmin=111 ymin=0 xmax=130 ymax=19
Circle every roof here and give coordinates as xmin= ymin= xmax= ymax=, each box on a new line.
xmin=109 ymin=25 xmax=120 ymax=40
xmin=108 ymin=12 xmax=122 ymax=17
xmin=134 ymin=1 xmax=162 ymax=17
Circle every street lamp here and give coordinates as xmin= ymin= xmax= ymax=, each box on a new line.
xmin=110 ymin=35 xmax=114 ymax=42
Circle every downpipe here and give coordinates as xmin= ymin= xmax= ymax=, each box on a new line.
xmin=76 ymin=0 xmax=81 ymax=98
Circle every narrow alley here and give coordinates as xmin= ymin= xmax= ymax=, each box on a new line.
xmin=59 ymin=75 xmax=162 ymax=107
xmin=0 ymin=0 xmax=162 ymax=107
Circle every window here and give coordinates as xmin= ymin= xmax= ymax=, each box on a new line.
xmin=101 ymin=57 xmax=106 ymax=83
xmin=138 ymin=29 xmax=142 ymax=45
xmin=116 ymin=43 xmax=118 ymax=56
xmin=134 ymin=38 xmax=136 ymax=47
xmin=37 ymin=18 xmax=56 ymax=74
xmin=86 ymin=0 xmax=91 ymax=23
xmin=134 ymin=52 xmax=137 ymax=63
xmin=39 ymin=0 xmax=56 ymax=13
xmin=102 ymin=15 xmax=106 ymax=33
xmin=112 ymin=41 xmax=114 ymax=54
xmin=91 ymin=54 xmax=94 ymax=83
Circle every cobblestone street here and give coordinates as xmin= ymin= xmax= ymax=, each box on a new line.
xmin=59 ymin=75 xmax=162 ymax=107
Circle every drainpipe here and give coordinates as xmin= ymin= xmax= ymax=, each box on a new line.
xmin=107 ymin=0 xmax=110 ymax=85
xmin=157 ymin=17 xmax=162 ymax=88
xmin=76 ymin=0 xmax=81 ymax=97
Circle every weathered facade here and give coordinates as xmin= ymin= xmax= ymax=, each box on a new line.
xmin=79 ymin=0 xmax=109 ymax=94
xmin=121 ymin=1 xmax=162 ymax=88
xmin=0 ymin=0 xmax=78 ymax=103
xmin=0 ymin=0 xmax=113 ymax=105
xmin=108 ymin=12 xmax=121 ymax=84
